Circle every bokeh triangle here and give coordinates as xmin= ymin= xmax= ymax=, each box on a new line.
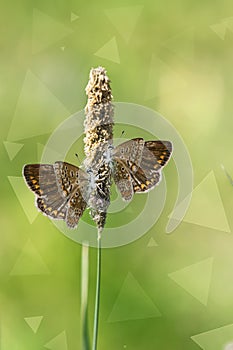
xmin=3 ymin=141 xmax=23 ymax=160
xmin=108 ymin=272 xmax=161 ymax=322
xmin=44 ymin=330 xmax=68 ymax=350
xmin=8 ymin=176 xmax=39 ymax=224
xmin=24 ymin=316 xmax=43 ymax=333
xmin=169 ymin=171 xmax=230 ymax=232
xmin=94 ymin=37 xmax=120 ymax=64
xmin=168 ymin=257 xmax=213 ymax=305
xmin=7 ymin=70 xmax=70 ymax=142
xmin=147 ymin=237 xmax=158 ymax=247
xmin=105 ymin=6 xmax=143 ymax=43
xmin=210 ymin=17 xmax=233 ymax=40
xmin=71 ymin=12 xmax=79 ymax=22
xmin=32 ymin=9 xmax=73 ymax=54
xmin=210 ymin=22 xmax=228 ymax=40
xmin=191 ymin=323 xmax=233 ymax=350
xmin=10 ymin=240 xmax=50 ymax=276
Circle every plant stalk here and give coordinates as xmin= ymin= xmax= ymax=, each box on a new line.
xmin=92 ymin=232 xmax=102 ymax=350
xmin=81 ymin=242 xmax=90 ymax=350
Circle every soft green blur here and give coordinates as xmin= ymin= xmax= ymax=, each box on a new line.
xmin=0 ymin=1 xmax=233 ymax=349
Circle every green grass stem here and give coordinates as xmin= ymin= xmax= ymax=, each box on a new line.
xmin=81 ymin=241 xmax=90 ymax=350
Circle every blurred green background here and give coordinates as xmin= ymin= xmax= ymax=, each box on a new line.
xmin=1 ymin=0 xmax=233 ymax=349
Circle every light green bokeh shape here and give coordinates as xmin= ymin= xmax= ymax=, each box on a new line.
xmin=210 ymin=22 xmax=228 ymax=40
xmin=3 ymin=141 xmax=24 ymax=161
xmin=147 ymin=237 xmax=158 ymax=247
xmin=24 ymin=316 xmax=43 ymax=333
xmin=168 ymin=257 xmax=213 ymax=305
xmin=105 ymin=6 xmax=143 ymax=43
xmin=108 ymin=272 xmax=161 ymax=322
xmin=210 ymin=17 xmax=233 ymax=40
xmin=44 ymin=331 xmax=68 ymax=350
xmin=70 ymin=12 xmax=79 ymax=22
xmin=7 ymin=71 xmax=70 ymax=142
xmin=32 ymin=9 xmax=73 ymax=54
xmin=8 ymin=176 xmax=38 ymax=224
xmin=145 ymin=55 xmax=186 ymax=100
xmin=94 ymin=37 xmax=120 ymax=64
xmin=10 ymin=240 xmax=50 ymax=276
xmin=191 ymin=323 xmax=233 ymax=350
xmin=169 ymin=171 xmax=230 ymax=232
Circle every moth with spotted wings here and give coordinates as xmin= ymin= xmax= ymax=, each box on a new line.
xmin=23 ymin=67 xmax=172 ymax=235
